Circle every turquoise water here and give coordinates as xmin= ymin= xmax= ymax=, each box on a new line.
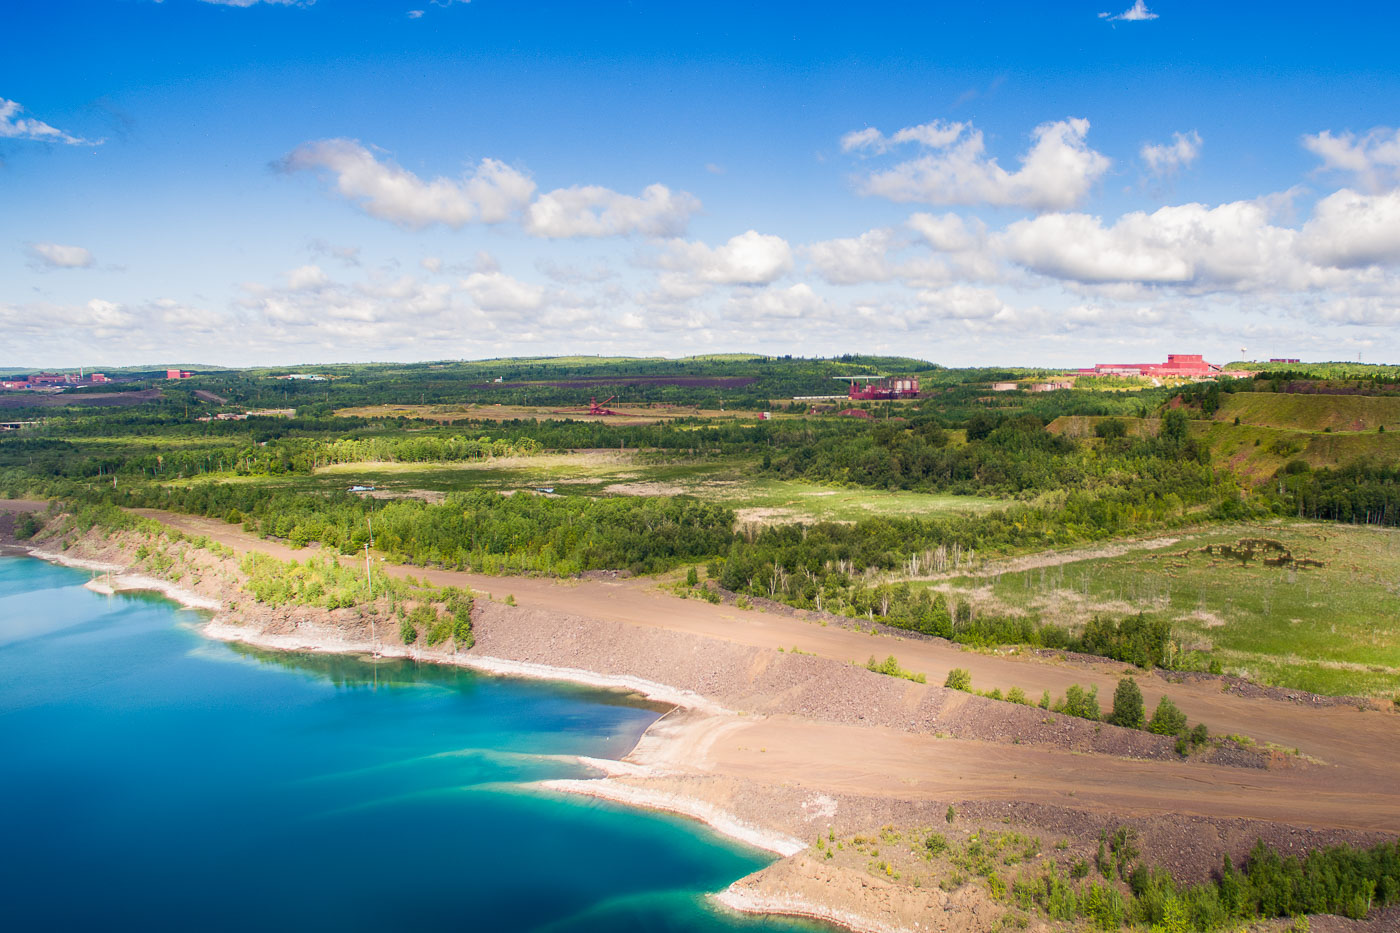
xmin=0 ymin=556 xmax=823 ymax=931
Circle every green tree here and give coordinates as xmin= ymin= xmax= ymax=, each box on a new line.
xmin=944 ymin=667 xmax=972 ymax=691
xmin=1148 ymin=696 xmax=1188 ymax=736
xmin=1108 ymin=676 xmax=1146 ymax=730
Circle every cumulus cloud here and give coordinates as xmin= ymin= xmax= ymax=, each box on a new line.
xmin=524 ymin=183 xmax=700 ymax=238
xmin=907 ymin=212 xmax=986 ymax=253
xmin=279 ymin=139 xmax=536 ymax=229
xmin=282 ymin=138 xmax=698 ymax=238
xmin=997 ymin=200 xmax=1300 ymax=288
xmin=805 ymin=229 xmax=899 ymax=285
xmin=0 ymin=98 xmax=101 ymax=146
xmin=286 ymin=264 xmax=329 ymax=290
xmin=1141 ymin=131 xmax=1202 ymax=177
xmin=1300 ymin=188 xmax=1400 ymax=268
xmin=659 ymin=230 xmax=794 ymax=287
xmin=28 ymin=242 xmax=95 ymax=269
xmin=1099 ymin=1 xmax=1158 ymax=21
xmin=1303 ymin=127 xmax=1400 ymax=192
xmin=852 ymin=118 xmax=1111 ymax=211
xmin=725 ymin=283 xmax=830 ymax=322
xmin=461 ymin=271 xmax=546 ymax=312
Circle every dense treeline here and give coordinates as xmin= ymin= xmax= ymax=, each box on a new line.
xmin=1279 ymin=460 xmax=1400 ymax=526
xmin=761 ymin=409 xmax=1222 ymax=502
xmin=97 ymin=480 xmax=735 ymax=576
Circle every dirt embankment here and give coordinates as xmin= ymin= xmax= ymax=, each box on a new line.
xmin=9 ymin=503 xmax=1400 ymax=933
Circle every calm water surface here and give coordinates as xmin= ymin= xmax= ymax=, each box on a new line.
xmin=0 ymin=556 xmax=826 ymax=932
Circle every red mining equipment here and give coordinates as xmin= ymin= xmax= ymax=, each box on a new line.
xmin=554 ymin=395 xmax=621 ymax=416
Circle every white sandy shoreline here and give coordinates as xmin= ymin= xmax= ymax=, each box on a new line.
xmin=18 ymin=543 xmax=800 ymax=872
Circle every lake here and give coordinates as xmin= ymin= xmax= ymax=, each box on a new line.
xmin=0 ymin=555 xmax=824 ymax=931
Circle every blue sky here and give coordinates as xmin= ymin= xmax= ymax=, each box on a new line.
xmin=4 ymin=0 xmax=1400 ymax=368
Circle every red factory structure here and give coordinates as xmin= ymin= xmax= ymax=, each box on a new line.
xmin=842 ymin=375 xmax=920 ymax=401
xmin=1073 ymin=354 xmax=1221 ymax=379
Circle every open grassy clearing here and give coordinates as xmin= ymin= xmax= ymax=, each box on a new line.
xmin=927 ymin=522 xmax=1400 ymax=697
xmin=166 ymin=450 xmax=1004 ymax=524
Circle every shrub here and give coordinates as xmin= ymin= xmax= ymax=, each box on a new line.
xmin=1060 ymin=684 xmax=1101 ymax=721
xmin=1149 ymin=696 xmax=1188 ymax=736
xmin=1108 ymin=677 xmax=1146 ymax=730
xmin=944 ymin=667 xmax=972 ymax=691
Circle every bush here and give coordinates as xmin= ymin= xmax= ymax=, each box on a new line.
xmin=1149 ymin=696 xmax=1188 ymax=736
xmin=1108 ymin=677 xmax=1146 ymax=730
xmin=944 ymin=667 xmax=972 ymax=691
xmin=1059 ymin=684 xmax=1101 ymax=721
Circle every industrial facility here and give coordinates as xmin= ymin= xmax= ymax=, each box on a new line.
xmin=842 ymin=375 xmax=920 ymax=401
xmin=1073 ymin=353 xmax=1222 ymax=379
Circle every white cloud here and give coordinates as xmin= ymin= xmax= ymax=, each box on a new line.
xmin=280 ymin=139 xmax=536 ymax=229
xmin=524 ymin=183 xmax=700 ymax=238
xmin=283 ymin=138 xmax=698 ymax=239
xmin=0 ymin=98 xmax=101 ymax=146
xmin=28 ymin=243 xmax=95 ymax=268
xmin=853 ymin=118 xmax=1111 ymax=211
xmin=805 ymin=228 xmax=899 ymax=285
xmin=660 ymin=230 xmax=794 ymax=286
xmin=912 ymin=285 xmax=1008 ymax=322
xmin=907 ymin=212 xmax=986 ymax=253
xmin=286 ymin=264 xmax=328 ymax=290
xmin=1099 ymin=1 xmax=1158 ymax=22
xmin=1303 ymin=127 xmax=1400 ymax=192
xmin=726 ymin=283 xmax=830 ymax=321
xmin=408 ymin=10 xmax=425 ymax=18
xmin=1300 ymin=188 xmax=1400 ymax=268
xmin=1141 ymin=131 xmax=1202 ymax=177
xmin=998 ymin=200 xmax=1300 ymax=288
xmin=199 ymin=0 xmax=307 ymax=7
xmin=840 ymin=120 xmax=966 ymax=154
xmin=461 ymin=271 xmax=546 ymax=312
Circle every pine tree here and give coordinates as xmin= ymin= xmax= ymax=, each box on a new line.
xmin=1109 ymin=677 xmax=1146 ymax=730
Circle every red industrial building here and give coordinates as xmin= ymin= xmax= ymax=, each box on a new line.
xmin=1074 ymin=354 xmax=1221 ymax=378
xmin=166 ymin=369 xmax=194 ymax=380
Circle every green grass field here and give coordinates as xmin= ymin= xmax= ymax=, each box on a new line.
xmin=169 ymin=450 xmax=1004 ymax=524
xmin=932 ymin=522 xmax=1400 ymax=697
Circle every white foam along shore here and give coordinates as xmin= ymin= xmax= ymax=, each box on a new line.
xmin=30 ymin=548 xmax=222 ymax=611
xmin=539 ymin=777 xmax=806 ymax=857
xmin=713 ymin=887 xmax=892 ymax=933
xmin=23 ymin=542 xmax=802 ymax=882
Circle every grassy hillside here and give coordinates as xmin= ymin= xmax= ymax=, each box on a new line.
xmin=1215 ymin=392 xmax=1400 ymax=432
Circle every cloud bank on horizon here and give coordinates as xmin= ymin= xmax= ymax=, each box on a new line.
xmin=3 ymin=0 xmax=1400 ymax=368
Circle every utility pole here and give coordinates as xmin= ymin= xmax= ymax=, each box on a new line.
xmin=365 ymin=542 xmax=377 ymax=658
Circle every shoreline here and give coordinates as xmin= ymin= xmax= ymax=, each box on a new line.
xmin=16 ymin=542 xmax=808 ymax=872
